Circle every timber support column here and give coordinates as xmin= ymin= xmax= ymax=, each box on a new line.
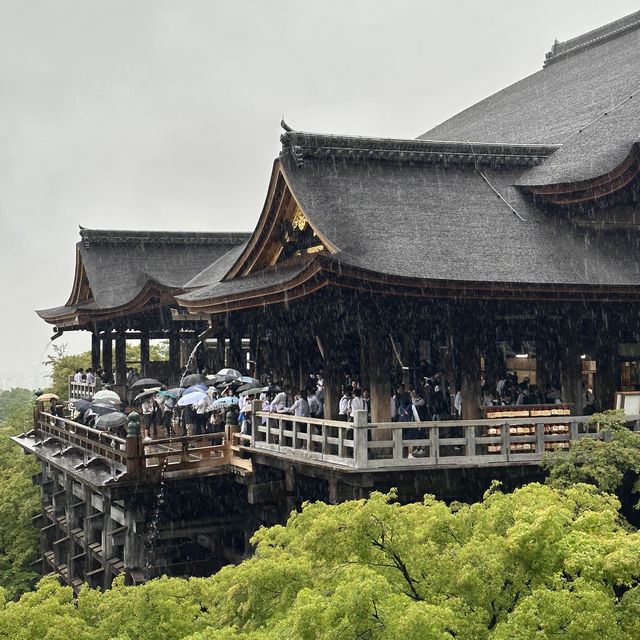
xmin=560 ymin=333 xmax=583 ymax=415
xmin=140 ymin=333 xmax=150 ymax=377
xmin=228 ymin=334 xmax=243 ymax=371
xmin=115 ymin=334 xmax=127 ymax=389
xmin=317 ymin=333 xmax=341 ymax=421
xmin=91 ymin=333 xmax=101 ymax=372
xmin=595 ymin=339 xmax=620 ymax=412
xmin=535 ymin=319 xmax=559 ymax=396
xmin=453 ymin=310 xmax=482 ymax=420
xmin=169 ymin=335 xmax=180 ymax=384
xmin=369 ymin=327 xmax=392 ymax=423
xmin=103 ymin=334 xmax=113 ymax=382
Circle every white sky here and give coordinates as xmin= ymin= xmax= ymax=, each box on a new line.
xmin=1 ymin=0 xmax=638 ymax=389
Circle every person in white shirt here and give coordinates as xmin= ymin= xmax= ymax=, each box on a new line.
xmin=85 ymin=369 xmax=95 ymax=384
xmin=307 ymin=389 xmax=322 ymax=418
xmin=282 ymin=391 xmax=310 ymax=417
xmin=142 ymin=398 xmax=155 ymax=440
xmin=73 ymin=368 xmax=84 ymax=383
xmin=338 ymin=388 xmax=352 ymax=421
xmin=349 ymin=388 xmax=365 ymax=420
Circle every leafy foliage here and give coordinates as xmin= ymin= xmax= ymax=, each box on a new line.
xmin=43 ymin=344 xmax=91 ymax=401
xmin=0 ymin=391 xmax=39 ymax=600
xmin=1 ymin=484 xmax=640 ymax=639
xmin=542 ymin=410 xmax=640 ymax=519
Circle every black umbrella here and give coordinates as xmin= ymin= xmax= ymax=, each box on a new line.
xmin=181 ymin=373 xmax=207 ymax=387
xmin=69 ymin=398 xmax=91 ymax=413
xmin=86 ymin=401 xmax=119 ymax=417
xmin=134 ymin=387 xmax=163 ymax=402
xmin=95 ymin=412 xmax=128 ymax=430
xmin=130 ymin=378 xmax=166 ymax=390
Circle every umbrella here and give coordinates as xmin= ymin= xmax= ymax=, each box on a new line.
xmin=164 ymin=387 xmax=184 ymax=397
xmin=216 ymin=368 xmax=243 ymax=379
xmin=93 ymin=389 xmax=122 ymax=403
xmin=177 ymin=390 xmax=206 ymax=407
xmin=183 ymin=384 xmax=207 ymax=394
xmin=181 ymin=373 xmax=207 ymax=387
xmin=86 ymin=401 xmax=119 ymax=417
xmin=69 ymin=398 xmax=91 ymax=413
xmin=130 ymin=378 xmax=165 ymax=390
xmin=36 ymin=393 xmax=58 ymax=402
xmin=134 ymin=387 xmax=163 ymax=402
xmin=95 ymin=412 xmax=128 ymax=430
xmin=238 ymin=376 xmax=260 ymax=386
xmin=240 ymin=386 xmax=269 ymax=397
xmin=212 ymin=396 xmax=239 ymax=409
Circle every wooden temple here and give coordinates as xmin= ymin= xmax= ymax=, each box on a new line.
xmin=16 ymin=10 xmax=640 ymax=590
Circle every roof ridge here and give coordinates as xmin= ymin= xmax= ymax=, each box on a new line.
xmin=544 ymin=10 xmax=640 ymax=67
xmin=79 ymin=229 xmax=251 ymax=247
xmin=280 ymin=131 xmax=560 ymax=169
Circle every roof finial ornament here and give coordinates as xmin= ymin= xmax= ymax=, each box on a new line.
xmin=280 ymin=117 xmax=294 ymax=132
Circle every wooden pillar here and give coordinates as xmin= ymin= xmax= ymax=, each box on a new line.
xmin=369 ymin=327 xmax=392 ymax=422
xmin=115 ymin=334 xmax=127 ymax=388
xmin=560 ymin=332 xmax=583 ymax=415
xmin=102 ymin=335 xmax=113 ymax=381
xmin=594 ymin=337 xmax=620 ymax=412
xmin=169 ymin=335 xmax=180 ymax=385
xmin=140 ymin=333 xmax=150 ymax=377
xmin=535 ymin=319 xmax=558 ymax=395
xmin=453 ymin=313 xmax=482 ymax=420
xmin=358 ymin=327 xmax=370 ymax=391
xmin=318 ymin=334 xmax=341 ymax=421
xmin=91 ymin=334 xmax=101 ymax=371
xmin=228 ymin=335 xmax=243 ymax=371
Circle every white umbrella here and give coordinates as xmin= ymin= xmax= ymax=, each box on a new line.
xmin=217 ymin=367 xmax=243 ymax=379
xmin=93 ymin=389 xmax=122 ymax=403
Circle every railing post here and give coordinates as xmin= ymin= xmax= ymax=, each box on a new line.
xmin=352 ymin=410 xmax=368 ymax=469
xmin=251 ymin=400 xmax=261 ymax=445
xmin=429 ymin=424 xmax=439 ymax=462
xmin=501 ymin=422 xmax=510 ymax=460
xmin=535 ymin=422 xmax=545 ymax=454
xmin=465 ymin=423 xmax=476 ymax=457
xmin=569 ymin=420 xmax=579 ymax=441
xmin=125 ymin=412 xmax=142 ymax=479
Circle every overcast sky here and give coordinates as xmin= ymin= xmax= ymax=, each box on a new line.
xmin=2 ymin=0 xmax=639 ymax=389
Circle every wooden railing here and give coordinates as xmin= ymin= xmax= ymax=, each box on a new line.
xmin=249 ymin=407 xmax=640 ymax=471
xmin=67 ymin=376 xmax=103 ymax=400
xmin=33 ymin=412 xmax=252 ymax=480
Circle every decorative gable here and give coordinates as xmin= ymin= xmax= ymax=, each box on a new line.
xmin=225 ymin=161 xmax=336 ymax=280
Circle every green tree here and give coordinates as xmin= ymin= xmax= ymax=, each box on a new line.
xmin=0 ymin=396 xmax=39 ymax=600
xmin=43 ymin=345 xmax=91 ymax=401
xmin=2 ymin=483 xmax=639 ymax=639
xmin=542 ymin=409 xmax=640 ymax=522
xmin=0 ymin=388 xmax=33 ymax=423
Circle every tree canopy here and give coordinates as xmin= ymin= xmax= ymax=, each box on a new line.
xmin=1 ymin=482 xmax=639 ymax=639
xmin=0 ymin=391 xmax=39 ymax=600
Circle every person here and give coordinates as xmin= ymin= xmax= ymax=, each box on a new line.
xmin=73 ymin=368 xmax=84 ymax=383
xmin=272 ymin=386 xmax=291 ymax=412
xmin=283 ymin=391 xmax=310 ymax=417
xmin=183 ymin=403 xmax=196 ymax=436
xmin=141 ymin=397 xmax=155 ymax=440
xmin=410 ymin=388 xmax=428 ymax=421
xmin=362 ymin=389 xmax=371 ymax=419
xmin=395 ymin=384 xmax=412 ymax=422
xmin=307 ymin=387 xmax=322 ymax=418
xmin=85 ymin=368 xmax=95 ymax=384
xmin=162 ymin=396 xmax=175 ymax=438
xmin=583 ymin=384 xmax=595 ymax=415
xmin=338 ymin=388 xmax=352 ymax=421
xmin=454 ymin=389 xmax=462 ymax=418
xmin=349 ymin=388 xmax=365 ymax=419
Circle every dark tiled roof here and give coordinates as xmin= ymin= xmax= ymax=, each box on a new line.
xmin=544 ymin=10 xmax=640 ymax=67
xmin=183 ymin=241 xmax=249 ymax=289
xmin=418 ymin=22 xmax=640 ymax=147
xmin=37 ymin=229 xmax=250 ymax=321
xmin=277 ymin=153 xmax=640 ymax=287
xmin=179 ymin=262 xmax=308 ymax=302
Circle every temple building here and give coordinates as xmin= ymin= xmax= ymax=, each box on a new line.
xmin=22 ymin=11 xmax=640 ymax=589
